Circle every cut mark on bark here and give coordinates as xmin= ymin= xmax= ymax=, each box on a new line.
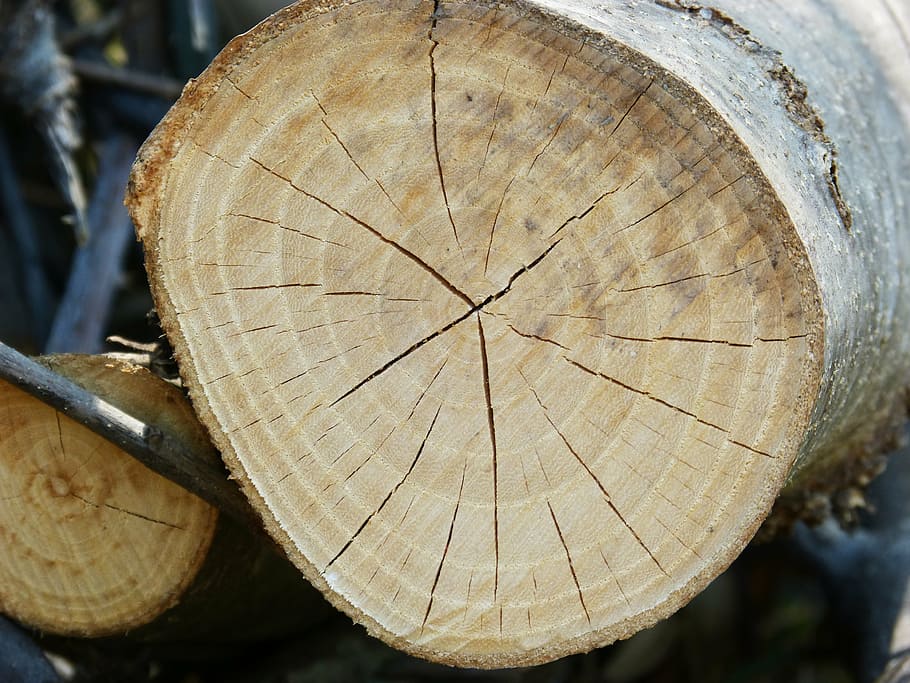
xmin=476 ymin=313 xmax=499 ymax=599
xmin=423 ymin=458 xmax=468 ymax=631
xmin=248 ymin=157 xmax=473 ymax=307
xmin=324 ymin=404 xmax=442 ymax=571
xmin=547 ymin=501 xmax=591 ymax=624
xmin=428 ymin=1 xmax=463 ymax=253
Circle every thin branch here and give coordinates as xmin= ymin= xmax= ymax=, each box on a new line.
xmin=0 ymin=341 xmax=256 ymax=528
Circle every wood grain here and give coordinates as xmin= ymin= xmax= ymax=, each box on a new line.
xmin=123 ymin=0 xmax=886 ymax=667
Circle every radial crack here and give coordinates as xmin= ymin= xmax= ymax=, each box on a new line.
xmin=73 ymin=494 xmax=184 ymax=530
xmin=428 ymin=1 xmax=462 ymax=252
xmin=505 ymin=321 xmax=570 ymax=351
xmin=423 ymin=458 xmax=468 ymax=630
xmin=324 ymin=404 xmax=442 ymax=570
xmin=608 ymin=80 xmax=653 ymax=138
xmin=614 ymin=181 xmax=698 ymax=235
xmin=484 ymin=176 xmax=515 ymax=276
xmin=477 ymin=313 xmax=499 ymax=599
xmin=248 ymin=156 xmax=473 ymax=306
xmin=548 ymin=183 xmax=622 ymax=239
xmin=522 ymin=367 xmax=670 ymax=576
xmin=547 ymin=501 xmax=591 ymax=624
xmin=563 ymin=356 xmax=773 ymax=458
xmin=331 ymin=239 xmax=562 ymax=405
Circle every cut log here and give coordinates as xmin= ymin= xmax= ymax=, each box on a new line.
xmin=125 ymin=0 xmax=910 ymax=667
xmin=0 ymin=355 xmax=218 ymax=636
xmin=0 ymin=355 xmax=327 ymax=640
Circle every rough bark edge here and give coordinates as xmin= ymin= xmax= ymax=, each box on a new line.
xmin=126 ymin=0 xmax=825 ymax=667
xmin=762 ymin=387 xmax=910 ymax=538
xmin=655 ymin=0 xmax=853 ymax=231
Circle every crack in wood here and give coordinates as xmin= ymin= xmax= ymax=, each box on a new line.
xmin=616 ymin=258 xmax=765 ymax=292
xmin=484 ymin=176 xmax=515 ymax=276
xmin=600 ymin=549 xmax=632 ymax=608
xmin=423 ymin=457 xmax=467 ymax=631
xmin=476 ymin=313 xmax=499 ymax=599
xmin=547 ymin=501 xmax=591 ymax=624
xmin=608 ymin=80 xmax=653 ymax=138
xmin=548 ymin=183 xmax=622 ymax=239
xmin=247 ymin=157 xmax=473 ymax=306
xmin=330 ymin=239 xmax=562 ymax=406
xmin=72 ymin=493 xmax=185 ymax=530
xmin=478 ymin=64 xmax=511 ymax=178
xmin=324 ymin=404 xmax=443 ymax=571
xmin=521 ymin=368 xmax=671 ymax=576
xmin=614 ymin=180 xmax=699 ymax=235
xmin=312 ymin=92 xmax=406 ymax=217
xmin=429 ymin=0 xmax=463 ymax=253
xmin=563 ymin=356 xmax=774 ymax=458
xmin=505 ymin=321 xmax=569 ymax=351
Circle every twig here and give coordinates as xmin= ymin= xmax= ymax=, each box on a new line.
xmin=0 ymin=340 xmax=257 ymax=528
xmin=59 ymin=9 xmax=122 ymax=49
xmin=45 ymin=134 xmax=139 ymax=353
xmin=71 ymin=59 xmax=183 ymax=100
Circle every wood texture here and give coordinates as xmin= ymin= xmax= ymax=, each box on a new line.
xmin=126 ymin=0 xmax=910 ymax=668
xmin=0 ymin=355 xmax=218 ymax=636
xmin=0 ymin=341 xmax=253 ymax=524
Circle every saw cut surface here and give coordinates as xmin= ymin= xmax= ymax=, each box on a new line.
xmin=0 ymin=357 xmax=217 ymax=636
xmin=129 ymin=0 xmax=822 ymax=666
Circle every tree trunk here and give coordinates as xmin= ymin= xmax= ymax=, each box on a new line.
xmin=125 ymin=0 xmax=910 ymax=667
xmin=0 ymin=355 xmax=327 ymax=640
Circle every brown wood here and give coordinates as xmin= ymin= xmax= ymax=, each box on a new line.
xmin=0 ymin=341 xmax=253 ymax=525
xmin=0 ymin=354 xmax=328 ymax=640
xmin=126 ymin=0 xmax=910 ymax=668
xmin=0 ymin=355 xmax=219 ymax=636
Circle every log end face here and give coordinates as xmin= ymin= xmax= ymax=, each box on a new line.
xmin=0 ymin=356 xmax=218 ymax=637
xmin=128 ymin=0 xmax=824 ymax=666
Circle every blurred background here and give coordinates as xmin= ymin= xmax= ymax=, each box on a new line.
xmin=0 ymin=1 xmax=907 ymax=681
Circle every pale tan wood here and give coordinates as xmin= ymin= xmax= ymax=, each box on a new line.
xmin=0 ymin=355 xmax=219 ymax=636
xmin=126 ymin=0 xmax=910 ymax=668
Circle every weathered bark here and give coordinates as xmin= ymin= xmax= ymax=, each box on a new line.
xmin=126 ymin=0 xmax=910 ymax=667
xmin=0 ymin=355 xmax=327 ymax=640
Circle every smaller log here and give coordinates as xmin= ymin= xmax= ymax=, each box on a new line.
xmin=0 ymin=341 xmax=253 ymax=525
xmin=0 ymin=355 xmax=220 ymax=636
xmin=0 ymin=355 xmax=328 ymax=639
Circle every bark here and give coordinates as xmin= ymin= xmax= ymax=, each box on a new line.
xmin=125 ymin=0 xmax=910 ymax=668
